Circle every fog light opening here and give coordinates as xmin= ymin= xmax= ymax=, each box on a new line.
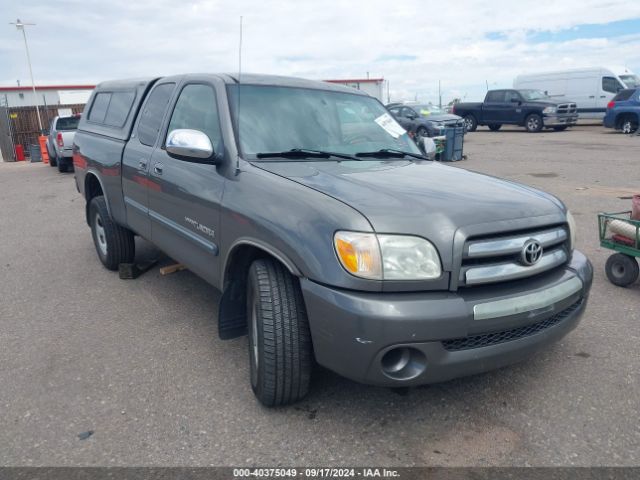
xmin=381 ymin=347 xmax=427 ymax=381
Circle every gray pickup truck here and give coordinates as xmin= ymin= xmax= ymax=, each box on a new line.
xmin=47 ymin=114 xmax=81 ymax=172
xmin=73 ymin=74 xmax=592 ymax=406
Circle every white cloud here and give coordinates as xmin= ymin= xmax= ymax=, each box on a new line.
xmin=1 ymin=0 xmax=639 ymax=103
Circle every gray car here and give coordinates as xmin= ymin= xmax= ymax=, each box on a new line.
xmin=73 ymin=74 xmax=592 ymax=406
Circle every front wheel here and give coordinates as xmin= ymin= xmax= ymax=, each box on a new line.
xmin=605 ymin=253 xmax=639 ymax=287
xmin=89 ymin=196 xmax=135 ymax=270
xmin=488 ymin=124 xmax=502 ymax=131
xmin=247 ymin=258 xmax=312 ymax=407
xmin=463 ymin=115 xmax=477 ymax=132
xmin=525 ymin=114 xmax=543 ymax=133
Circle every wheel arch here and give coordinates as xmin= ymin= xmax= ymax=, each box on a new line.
xmin=615 ymin=111 xmax=640 ymax=128
xmin=84 ymin=171 xmax=109 ymax=225
xmin=217 ymin=239 xmax=303 ymax=340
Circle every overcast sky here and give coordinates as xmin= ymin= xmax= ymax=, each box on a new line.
xmin=2 ymin=0 xmax=640 ymax=103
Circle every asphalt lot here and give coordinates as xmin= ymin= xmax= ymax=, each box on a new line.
xmin=1 ymin=125 xmax=639 ymax=467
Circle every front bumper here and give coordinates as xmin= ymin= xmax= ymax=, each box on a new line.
xmin=543 ymin=114 xmax=578 ymax=127
xmin=301 ymin=250 xmax=592 ymax=387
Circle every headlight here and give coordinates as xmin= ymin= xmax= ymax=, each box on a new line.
xmin=543 ymin=106 xmax=556 ymax=114
xmin=334 ymin=232 xmax=442 ymax=280
xmin=566 ymin=210 xmax=576 ymax=251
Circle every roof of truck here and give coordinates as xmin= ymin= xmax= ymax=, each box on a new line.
xmin=93 ymin=74 xmax=368 ymax=96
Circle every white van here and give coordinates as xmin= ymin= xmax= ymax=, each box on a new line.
xmin=514 ymin=67 xmax=640 ymax=120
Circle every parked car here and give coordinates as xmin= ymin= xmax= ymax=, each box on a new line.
xmin=386 ymin=102 xmax=464 ymax=137
xmin=453 ymin=89 xmax=578 ymax=133
xmin=514 ymin=66 xmax=640 ymax=120
xmin=603 ymin=88 xmax=639 ymax=134
xmin=47 ymin=114 xmax=81 ymax=172
xmin=73 ymin=74 xmax=592 ymax=406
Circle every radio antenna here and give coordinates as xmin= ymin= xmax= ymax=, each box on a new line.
xmin=235 ymin=15 xmax=243 ymax=174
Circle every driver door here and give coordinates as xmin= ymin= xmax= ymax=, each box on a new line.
xmin=148 ymin=80 xmax=226 ymax=286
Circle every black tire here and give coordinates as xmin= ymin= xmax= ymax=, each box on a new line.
xmin=247 ymin=258 xmax=312 ymax=407
xmin=48 ymin=149 xmax=57 ymax=167
xmin=463 ymin=115 xmax=477 ymax=132
xmin=416 ymin=126 xmax=428 ymax=138
xmin=488 ymin=124 xmax=502 ymax=131
xmin=525 ymin=113 xmax=543 ymax=133
xmin=619 ymin=117 xmax=638 ymax=134
xmin=57 ymin=158 xmax=69 ymax=173
xmin=553 ymin=126 xmax=568 ymax=131
xmin=605 ymin=253 xmax=639 ymax=287
xmin=89 ymin=196 xmax=135 ymax=271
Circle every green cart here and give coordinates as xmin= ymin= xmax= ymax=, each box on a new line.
xmin=598 ymin=211 xmax=640 ymax=287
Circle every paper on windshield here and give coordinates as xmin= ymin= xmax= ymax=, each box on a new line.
xmin=374 ymin=113 xmax=406 ymax=138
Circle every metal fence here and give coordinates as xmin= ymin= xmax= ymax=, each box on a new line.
xmin=0 ymin=103 xmax=86 ymax=160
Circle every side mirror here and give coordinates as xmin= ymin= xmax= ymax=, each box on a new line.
xmin=510 ymin=97 xmax=520 ymax=103
xmin=406 ymin=113 xmax=418 ymax=120
xmin=166 ymin=129 xmax=216 ymax=162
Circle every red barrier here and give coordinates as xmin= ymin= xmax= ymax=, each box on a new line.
xmin=15 ymin=144 xmax=25 ymax=161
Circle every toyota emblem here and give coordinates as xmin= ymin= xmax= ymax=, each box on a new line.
xmin=521 ymin=239 xmax=543 ymax=266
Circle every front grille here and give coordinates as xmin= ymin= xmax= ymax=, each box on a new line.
xmin=459 ymin=225 xmax=569 ymax=286
xmin=556 ymin=103 xmax=577 ymax=114
xmin=441 ymin=299 xmax=582 ymax=352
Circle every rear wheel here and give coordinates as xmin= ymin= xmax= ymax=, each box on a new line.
xmin=57 ymin=158 xmax=69 ymax=173
xmin=48 ymin=149 xmax=57 ymax=167
xmin=620 ymin=117 xmax=638 ymax=134
xmin=488 ymin=124 xmax=502 ymax=131
xmin=605 ymin=253 xmax=639 ymax=287
xmin=247 ymin=258 xmax=312 ymax=407
xmin=89 ymin=196 xmax=135 ymax=271
xmin=525 ymin=113 xmax=543 ymax=133
xmin=463 ymin=115 xmax=477 ymax=132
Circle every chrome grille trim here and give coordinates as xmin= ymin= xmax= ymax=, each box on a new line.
xmin=462 ymin=248 xmax=567 ymax=286
xmin=466 ymin=227 xmax=567 ymax=259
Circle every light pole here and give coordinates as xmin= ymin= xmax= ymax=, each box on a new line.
xmin=9 ymin=19 xmax=43 ymax=132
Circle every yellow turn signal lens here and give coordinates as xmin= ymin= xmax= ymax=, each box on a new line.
xmin=334 ymin=232 xmax=382 ymax=279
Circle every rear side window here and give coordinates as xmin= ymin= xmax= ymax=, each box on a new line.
xmin=167 ymin=84 xmax=222 ymax=151
xmin=602 ymin=77 xmax=624 ymax=93
xmin=137 ymin=83 xmax=175 ymax=146
xmin=88 ymin=93 xmax=110 ymax=123
xmin=104 ymin=91 xmax=135 ymax=127
xmin=87 ymin=91 xmax=136 ymax=127
xmin=613 ymin=89 xmax=635 ymax=102
xmin=486 ymin=91 xmax=504 ymax=102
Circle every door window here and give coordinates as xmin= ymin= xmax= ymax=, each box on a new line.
xmin=400 ymin=107 xmax=417 ymax=118
xmin=602 ymin=77 xmax=624 ymax=94
xmin=137 ymin=83 xmax=175 ymax=146
xmin=504 ymin=91 xmax=521 ymax=103
xmin=486 ymin=91 xmax=505 ymax=103
xmin=166 ymin=84 xmax=222 ymax=151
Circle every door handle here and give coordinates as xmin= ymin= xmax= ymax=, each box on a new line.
xmin=153 ymin=163 xmax=163 ymax=175
xmin=138 ymin=159 xmax=148 ymax=169
xmin=600 ymin=95 xmax=606 ymax=98
xmin=588 ymin=96 xmax=595 ymax=99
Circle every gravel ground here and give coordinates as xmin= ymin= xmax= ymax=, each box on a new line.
xmin=0 ymin=125 xmax=638 ymax=466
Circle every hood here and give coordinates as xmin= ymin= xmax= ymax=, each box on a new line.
xmin=253 ymin=160 xmax=565 ymax=268
xmin=420 ymin=113 xmax=462 ymax=122
xmin=526 ymin=99 xmax=570 ymax=107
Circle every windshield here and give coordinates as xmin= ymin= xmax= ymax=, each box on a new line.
xmin=227 ymin=85 xmax=421 ymax=158
xmin=518 ymin=90 xmax=549 ymax=101
xmin=56 ymin=116 xmax=80 ymax=131
xmin=620 ymin=74 xmax=640 ymax=88
xmin=413 ymin=104 xmax=443 ymax=116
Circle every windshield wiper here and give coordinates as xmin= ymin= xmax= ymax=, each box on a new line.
xmin=355 ymin=148 xmax=428 ymax=160
xmin=256 ymin=148 xmax=359 ymax=161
